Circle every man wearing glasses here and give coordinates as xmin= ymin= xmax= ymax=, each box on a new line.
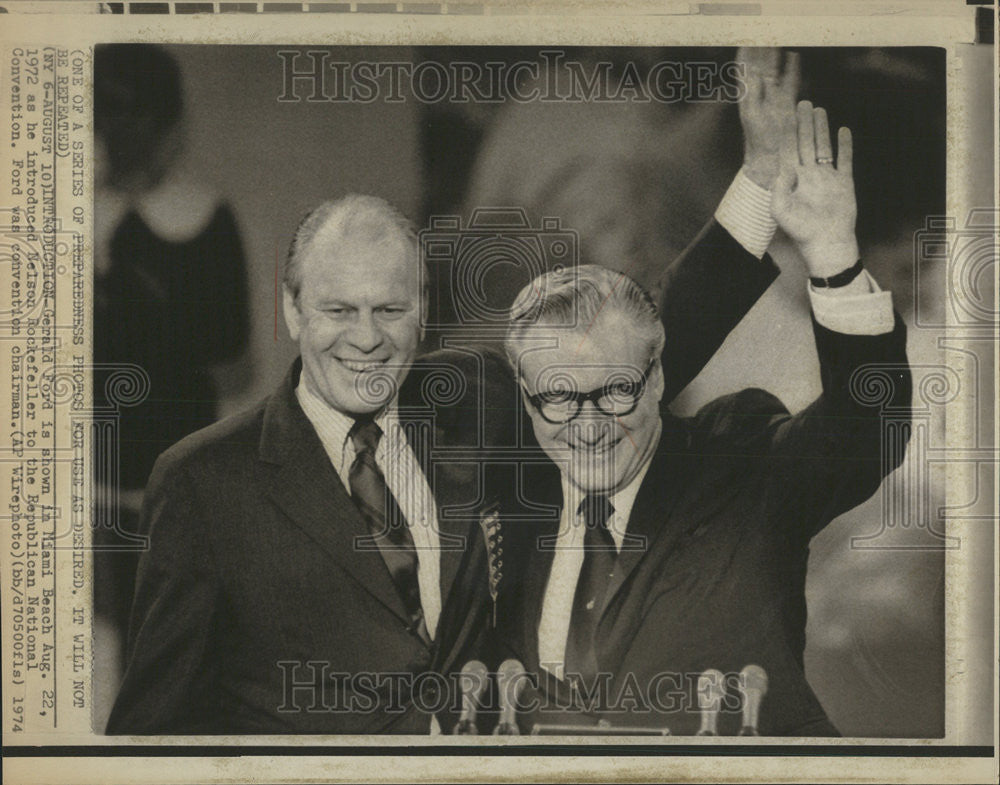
xmin=493 ymin=102 xmax=911 ymax=736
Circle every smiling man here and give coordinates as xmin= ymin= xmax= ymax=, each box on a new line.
xmin=494 ymin=104 xmax=913 ymax=736
xmin=284 ymin=199 xmax=425 ymax=416
xmin=106 ymin=196 xmax=507 ymax=734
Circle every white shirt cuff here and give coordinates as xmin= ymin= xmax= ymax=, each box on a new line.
xmin=809 ymin=270 xmax=895 ymax=335
xmin=714 ymin=167 xmax=777 ymax=259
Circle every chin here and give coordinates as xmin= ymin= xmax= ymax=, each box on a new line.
xmin=333 ymin=371 xmax=400 ymax=413
xmin=568 ymin=463 xmax=624 ymax=494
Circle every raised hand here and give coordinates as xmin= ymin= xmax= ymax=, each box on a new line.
xmin=772 ymin=100 xmax=859 ymax=279
xmin=737 ymin=47 xmax=800 ymax=190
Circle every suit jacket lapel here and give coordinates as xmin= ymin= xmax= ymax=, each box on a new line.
xmin=596 ymin=415 xmax=694 ymax=669
xmin=513 ymin=461 xmax=562 ymax=673
xmin=396 ymin=409 xmax=470 ymax=626
xmin=602 ymin=427 xmax=690 ymax=610
xmin=433 ymin=519 xmax=493 ymax=676
xmin=259 ymin=361 xmax=412 ymax=628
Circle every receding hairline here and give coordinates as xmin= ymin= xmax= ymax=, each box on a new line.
xmin=507 ymin=303 xmax=660 ymax=358
xmin=284 ymin=195 xmax=425 ymax=300
xmin=503 ymin=265 xmax=666 ymax=373
xmin=301 ymin=224 xmax=417 ymax=275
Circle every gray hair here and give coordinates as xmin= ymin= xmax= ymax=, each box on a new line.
xmin=284 ymin=194 xmax=420 ymax=301
xmin=504 ymin=264 xmax=665 ymax=371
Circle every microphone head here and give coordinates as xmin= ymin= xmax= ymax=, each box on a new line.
xmin=696 ymin=668 xmax=725 ymax=709
xmin=739 ymin=664 xmax=768 ymax=695
xmin=455 ymin=660 xmax=489 ymax=734
xmin=497 ymin=658 xmax=525 ymax=681
xmin=495 ymin=659 xmax=527 ymax=736
xmin=461 ymin=659 xmax=488 ymax=678
xmin=497 ymin=659 xmax=527 ymax=702
xmin=459 ymin=660 xmax=489 ymax=699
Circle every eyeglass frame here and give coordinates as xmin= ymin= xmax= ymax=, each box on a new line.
xmin=521 ymin=358 xmax=658 ymax=425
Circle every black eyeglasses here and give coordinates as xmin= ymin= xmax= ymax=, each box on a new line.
xmin=523 ymin=359 xmax=656 ymax=425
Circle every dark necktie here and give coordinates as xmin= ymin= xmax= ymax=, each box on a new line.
xmin=564 ymin=494 xmax=617 ymax=689
xmin=348 ymin=418 xmax=428 ymax=645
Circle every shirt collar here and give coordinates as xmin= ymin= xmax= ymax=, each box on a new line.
xmin=558 ymin=419 xmax=661 ymax=548
xmin=295 ymin=374 xmax=396 ymax=473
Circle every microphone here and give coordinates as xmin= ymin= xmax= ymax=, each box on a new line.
xmin=453 ymin=660 xmax=489 ymax=735
xmin=737 ymin=664 xmax=768 ymax=736
xmin=494 ymin=659 xmax=527 ymax=735
xmin=696 ymin=668 xmax=724 ymax=736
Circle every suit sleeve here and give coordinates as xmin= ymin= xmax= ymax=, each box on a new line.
xmin=760 ymin=313 xmax=912 ymax=542
xmin=657 ymin=219 xmax=779 ymax=403
xmin=105 ymin=458 xmax=222 ymax=734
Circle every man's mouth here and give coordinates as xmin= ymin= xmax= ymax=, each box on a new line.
xmin=337 ymin=357 xmax=389 ymax=373
xmin=569 ymin=439 xmax=620 ymax=456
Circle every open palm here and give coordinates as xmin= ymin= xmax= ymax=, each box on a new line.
xmin=772 ymin=101 xmax=859 ymax=278
xmin=737 ymin=47 xmax=799 ymax=190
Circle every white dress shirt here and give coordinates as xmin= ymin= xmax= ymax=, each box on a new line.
xmin=537 ymin=438 xmax=657 ymax=681
xmin=295 ymin=381 xmax=442 ymax=640
xmin=537 ymin=169 xmax=896 ymax=676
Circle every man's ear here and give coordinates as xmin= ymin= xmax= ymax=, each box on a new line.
xmin=282 ymin=284 xmax=302 ymax=342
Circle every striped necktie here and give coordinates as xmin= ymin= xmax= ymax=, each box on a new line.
xmin=564 ymin=494 xmax=617 ymax=689
xmin=348 ymin=418 xmax=429 ymax=646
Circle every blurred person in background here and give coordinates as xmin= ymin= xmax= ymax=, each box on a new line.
xmin=92 ymin=43 xmax=250 ymax=727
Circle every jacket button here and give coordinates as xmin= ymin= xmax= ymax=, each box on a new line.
xmin=420 ymin=680 xmax=440 ymax=703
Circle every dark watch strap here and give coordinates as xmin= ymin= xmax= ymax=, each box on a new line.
xmin=809 ymin=259 xmax=864 ymax=288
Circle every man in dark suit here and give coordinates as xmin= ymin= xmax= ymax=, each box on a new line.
xmin=106 ymin=50 xmax=798 ymax=735
xmin=494 ymin=101 xmax=911 ymax=736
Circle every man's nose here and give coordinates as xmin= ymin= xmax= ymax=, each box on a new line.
xmin=572 ymin=415 xmax=614 ymax=445
xmin=347 ymin=311 xmax=384 ymax=353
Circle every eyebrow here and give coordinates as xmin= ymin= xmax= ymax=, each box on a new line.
xmin=312 ymin=299 xmax=414 ymax=308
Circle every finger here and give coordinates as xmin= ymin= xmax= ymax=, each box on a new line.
xmin=796 ymin=100 xmax=815 ymax=166
xmin=735 ymin=47 xmax=762 ymax=109
xmin=742 ymin=66 xmax=764 ymax=108
xmin=738 ymin=46 xmax=765 ymax=72
xmin=836 ymin=126 xmax=853 ymax=175
xmin=759 ymin=48 xmax=781 ymax=101
xmin=779 ymin=50 xmax=800 ymax=103
xmin=813 ymin=107 xmax=833 ymax=163
xmin=760 ymin=48 xmax=780 ymax=80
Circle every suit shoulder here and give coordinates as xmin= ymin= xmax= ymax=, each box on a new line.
xmin=412 ymin=345 xmax=512 ymax=380
xmin=686 ymin=387 xmax=788 ymax=449
xmin=149 ymin=399 xmax=266 ymax=488
xmin=406 ymin=345 xmax=517 ymax=446
xmin=404 ymin=345 xmax=515 ymax=409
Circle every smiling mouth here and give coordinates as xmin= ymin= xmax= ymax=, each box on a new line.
xmin=569 ymin=439 xmax=620 ymax=456
xmin=337 ymin=357 xmax=389 ymax=373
